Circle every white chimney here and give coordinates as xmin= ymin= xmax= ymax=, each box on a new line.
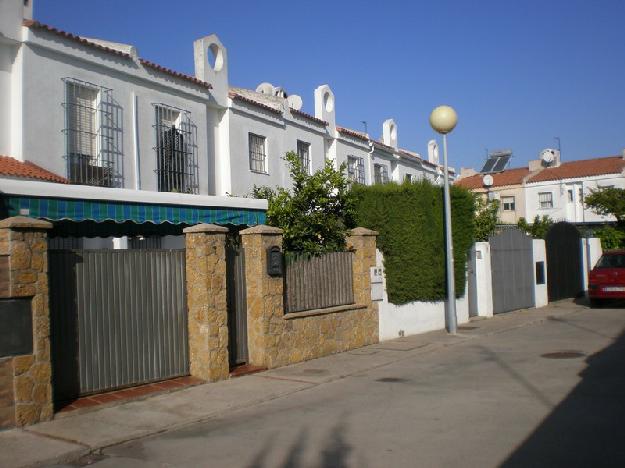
xmin=427 ymin=140 xmax=439 ymax=165
xmin=382 ymin=119 xmax=398 ymax=149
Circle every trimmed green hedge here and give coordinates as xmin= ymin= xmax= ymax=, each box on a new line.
xmin=351 ymin=181 xmax=475 ymax=304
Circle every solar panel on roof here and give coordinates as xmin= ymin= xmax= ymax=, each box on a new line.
xmin=492 ymin=153 xmax=512 ymax=172
xmin=480 ymin=158 xmax=497 ymax=173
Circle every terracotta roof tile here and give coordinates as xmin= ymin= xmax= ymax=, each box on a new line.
xmin=24 ymin=20 xmax=212 ymax=90
xmin=373 ymin=140 xmax=395 ymax=153
xmin=527 ymin=156 xmax=625 ymax=183
xmin=290 ymin=108 xmax=328 ymax=126
xmin=23 ymin=20 xmax=132 ymax=59
xmin=0 ymin=155 xmax=68 ymax=184
xmin=455 ymin=167 xmax=530 ymax=189
xmin=139 ymin=59 xmax=212 ymax=89
xmin=336 ymin=126 xmax=369 ymax=142
xmin=229 ymin=91 xmax=283 ymax=115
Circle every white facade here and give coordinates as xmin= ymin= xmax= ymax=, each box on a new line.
xmin=0 ymin=1 xmax=454 ymax=203
xmin=525 ymin=173 xmax=625 ymax=224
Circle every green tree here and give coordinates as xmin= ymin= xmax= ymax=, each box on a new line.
xmin=584 ymin=187 xmax=625 ymax=248
xmin=517 ymin=215 xmax=554 ymax=239
xmin=585 ymin=187 xmax=625 ymax=226
xmin=473 ymin=196 xmax=499 ymax=241
xmin=252 ymin=151 xmax=355 ymax=254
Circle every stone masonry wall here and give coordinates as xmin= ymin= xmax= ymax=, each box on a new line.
xmin=184 ymin=224 xmax=230 ymax=382
xmin=241 ymin=225 xmax=379 ymax=369
xmin=0 ymin=217 xmax=53 ymax=429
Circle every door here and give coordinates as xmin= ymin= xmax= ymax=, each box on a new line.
xmin=50 ymin=249 xmax=188 ymax=403
xmin=490 ymin=228 xmax=535 ymax=314
xmin=546 ymin=222 xmax=583 ymax=301
xmin=226 ymin=235 xmax=248 ymax=368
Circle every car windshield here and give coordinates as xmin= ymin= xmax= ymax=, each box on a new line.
xmin=596 ymin=254 xmax=625 ymax=268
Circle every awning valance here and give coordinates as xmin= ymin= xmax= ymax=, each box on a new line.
xmin=2 ymin=195 xmax=266 ymax=226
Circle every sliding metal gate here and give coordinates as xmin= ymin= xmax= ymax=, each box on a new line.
xmin=50 ymin=249 xmax=188 ymax=403
xmin=490 ymin=228 xmax=535 ymax=314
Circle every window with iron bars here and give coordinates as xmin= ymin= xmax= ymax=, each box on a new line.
xmin=249 ymin=133 xmax=267 ymax=173
xmin=374 ymin=164 xmax=389 ymax=184
xmin=154 ymin=104 xmax=199 ymax=194
xmin=62 ymin=78 xmax=122 ymax=187
xmin=347 ymin=156 xmax=365 ymax=184
xmin=297 ymin=140 xmax=311 ymax=174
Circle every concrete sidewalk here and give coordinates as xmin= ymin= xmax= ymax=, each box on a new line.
xmin=0 ymin=301 xmax=582 ymax=468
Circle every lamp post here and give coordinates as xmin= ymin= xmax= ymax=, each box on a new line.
xmin=429 ymin=105 xmax=458 ymax=334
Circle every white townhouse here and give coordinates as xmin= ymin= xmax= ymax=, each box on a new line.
xmin=457 ymin=149 xmax=625 ymax=225
xmin=0 ymin=0 xmax=452 ymax=245
xmin=524 ymin=153 xmax=625 ymax=224
xmin=227 ymin=83 xmax=451 ymax=196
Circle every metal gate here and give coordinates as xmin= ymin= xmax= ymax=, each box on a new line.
xmin=545 ymin=222 xmax=583 ymax=301
xmin=226 ymin=236 xmax=248 ymax=367
xmin=490 ymin=228 xmax=536 ymax=314
xmin=49 ymin=249 xmax=188 ymax=403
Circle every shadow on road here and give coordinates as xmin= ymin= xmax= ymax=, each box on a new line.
xmin=247 ymin=418 xmax=352 ymax=468
xmin=501 ymin=329 xmax=625 ymax=467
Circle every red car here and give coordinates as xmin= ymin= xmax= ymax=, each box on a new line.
xmin=588 ymin=249 xmax=625 ymax=307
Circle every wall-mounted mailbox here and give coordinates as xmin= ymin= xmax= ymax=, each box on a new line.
xmin=370 ymin=266 xmax=384 ymax=301
xmin=0 ymin=298 xmax=33 ymax=358
xmin=535 ymin=261 xmax=545 ymax=285
xmin=267 ymin=246 xmax=284 ymax=277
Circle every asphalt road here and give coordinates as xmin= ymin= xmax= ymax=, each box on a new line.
xmin=51 ymin=302 xmax=625 ymax=468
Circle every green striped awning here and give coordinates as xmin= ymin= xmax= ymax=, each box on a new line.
xmin=2 ymin=195 xmax=265 ymax=226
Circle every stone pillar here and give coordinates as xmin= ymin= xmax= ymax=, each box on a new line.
xmin=183 ymin=223 xmax=229 ymax=382
xmin=0 ymin=216 xmax=53 ymax=428
xmin=239 ymin=225 xmax=283 ymax=368
xmin=346 ymin=227 xmax=379 ymax=319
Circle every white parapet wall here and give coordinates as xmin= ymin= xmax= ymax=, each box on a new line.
xmin=581 ymin=237 xmax=603 ymax=292
xmin=468 ymin=242 xmax=493 ymax=318
xmin=532 ymin=239 xmax=548 ymax=308
xmin=376 ymin=249 xmax=469 ymax=341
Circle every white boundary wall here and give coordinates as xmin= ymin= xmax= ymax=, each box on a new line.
xmin=468 ymin=242 xmax=493 ymax=318
xmin=581 ymin=238 xmax=603 ymax=292
xmin=532 ymin=239 xmax=548 ymax=308
xmin=376 ymin=249 xmax=469 ymax=341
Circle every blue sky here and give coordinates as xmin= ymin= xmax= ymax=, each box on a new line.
xmin=36 ymin=0 xmax=625 ymax=171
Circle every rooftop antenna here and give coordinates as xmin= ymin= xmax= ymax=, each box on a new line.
xmin=554 ymin=136 xmax=561 ymax=160
xmin=361 ymin=121 xmax=368 ymax=136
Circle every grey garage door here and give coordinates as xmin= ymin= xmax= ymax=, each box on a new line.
xmin=490 ymin=228 xmax=535 ymax=314
xmin=49 ymin=249 xmax=188 ymax=403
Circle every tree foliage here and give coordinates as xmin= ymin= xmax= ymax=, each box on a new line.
xmin=351 ymin=180 xmax=475 ymax=304
xmin=593 ymin=225 xmax=625 ymax=250
xmin=585 ymin=187 xmax=625 ymax=225
xmin=474 ymin=196 xmax=500 ymax=241
xmin=252 ymin=152 xmax=355 ymax=254
xmin=517 ymin=215 xmax=554 ymax=239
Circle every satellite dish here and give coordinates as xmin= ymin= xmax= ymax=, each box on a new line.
xmin=255 ymin=82 xmax=274 ymax=95
xmin=287 ymin=95 xmax=303 ymax=110
xmin=540 ymin=149 xmax=556 ymax=165
xmin=482 ymin=174 xmax=494 ymax=187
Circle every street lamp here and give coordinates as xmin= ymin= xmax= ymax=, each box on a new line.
xmin=429 ymin=105 xmax=458 ymax=334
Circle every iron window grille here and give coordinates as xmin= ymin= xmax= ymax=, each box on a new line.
xmin=374 ymin=164 xmax=389 ymax=184
xmin=539 ymin=192 xmax=553 ymax=209
xmin=62 ymin=78 xmax=123 ymax=187
xmin=153 ymin=104 xmax=199 ymax=194
xmin=297 ymin=140 xmax=311 ymax=174
xmin=347 ymin=156 xmax=365 ymax=184
xmin=502 ymin=196 xmax=516 ymax=211
xmin=249 ymin=133 xmax=267 ymax=173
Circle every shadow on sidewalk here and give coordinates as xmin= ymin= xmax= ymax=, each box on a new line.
xmin=501 ymin=329 xmax=625 ymax=467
